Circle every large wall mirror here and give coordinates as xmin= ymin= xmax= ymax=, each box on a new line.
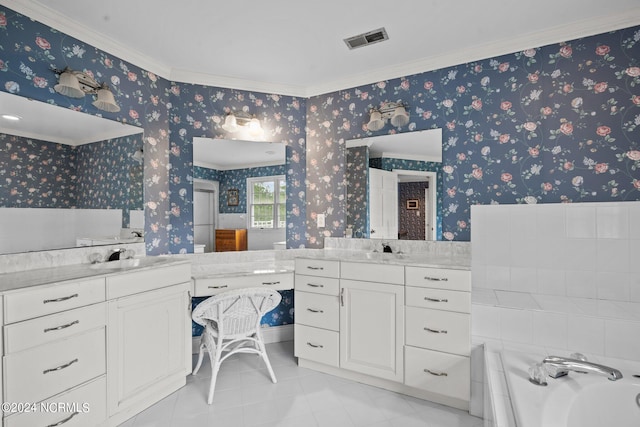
xmin=346 ymin=128 xmax=443 ymax=241
xmin=0 ymin=91 xmax=144 ymax=254
xmin=193 ymin=137 xmax=286 ymax=252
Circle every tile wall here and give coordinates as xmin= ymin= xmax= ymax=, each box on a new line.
xmin=470 ymin=201 xmax=640 ymax=419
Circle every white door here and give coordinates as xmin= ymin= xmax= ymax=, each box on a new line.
xmin=107 ymin=285 xmax=189 ymax=415
xmin=369 ymin=168 xmax=398 ymax=239
xmin=194 ymin=185 xmax=217 ymax=252
xmin=339 ymin=279 xmax=404 ymax=382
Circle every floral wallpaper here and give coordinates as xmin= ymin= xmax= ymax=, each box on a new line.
xmin=75 ymin=133 xmax=144 ymax=227
xmin=0 ymin=133 xmax=77 ymax=208
xmin=346 ymin=146 xmax=369 ymax=238
xmin=1 ymin=132 xmax=143 ymax=227
xmin=0 ymin=5 xmax=306 ymax=253
xmin=307 ymin=26 xmax=640 ymax=243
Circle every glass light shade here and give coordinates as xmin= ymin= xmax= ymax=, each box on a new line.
xmin=221 ymin=113 xmax=238 ymax=132
xmin=54 ymin=71 xmax=85 ymax=98
xmin=390 ymin=106 xmax=409 ymax=127
xmin=92 ymin=87 xmax=120 ymax=112
xmin=366 ymin=110 xmax=385 ymax=131
xmin=248 ymin=117 xmax=263 ymax=138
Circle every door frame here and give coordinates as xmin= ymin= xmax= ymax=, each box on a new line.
xmin=392 ymin=170 xmax=437 ymax=241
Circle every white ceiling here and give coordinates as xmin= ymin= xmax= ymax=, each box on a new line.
xmin=3 ymin=0 xmax=640 ymax=97
xmin=346 ymin=128 xmax=442 ymax=163
xmin=193 ymin=137 xmax=286 ymax=170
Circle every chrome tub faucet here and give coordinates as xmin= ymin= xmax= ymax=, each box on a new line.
xmin=542 ymin=355 xmax=623 ymax=381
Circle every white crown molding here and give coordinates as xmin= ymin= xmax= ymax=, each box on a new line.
xmin=169 ymin=68 xmax=308 ymax=98
xmin=4 ymin=0 xmax=639 ymax=98
xmin=194 ymin=160 xmax=285 ymax=171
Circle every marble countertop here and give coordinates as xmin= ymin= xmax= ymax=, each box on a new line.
xmin=190 ymin=260 xmax=295 ymax=279
xmin=0 ymin=257 xmax=190 ymax=294
xmin=296 ymin=249 xmax=471 ymax=270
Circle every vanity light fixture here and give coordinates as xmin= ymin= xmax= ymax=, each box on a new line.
xmin=366 ymin=101 xmax=410 ymax=131
xmin=221 ymin=111 xmax=264 ymax=139
xmin=53 ymin=68 xmax=121 ymax=113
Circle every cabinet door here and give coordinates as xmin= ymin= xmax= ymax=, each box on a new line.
xmin=339 ymin=279 xmax=404 ymax=382
xmin=107 ymin=283 xmax=189 ymax=416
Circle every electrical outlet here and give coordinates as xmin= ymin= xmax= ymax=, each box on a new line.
xmin=317 ymin=213 xmax=325 ymax=228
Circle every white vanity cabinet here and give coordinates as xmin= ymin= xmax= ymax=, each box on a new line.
xmin=106 ymin=262 xmax=191 ymax=424
xmin=295 ymin=257 xmax=471 ymax=412
xmin=294 ymin=259 xmax=340 ymax=367
xmin=340 ymin=262 xmax=404 ymax=382
xmin=404 ymin=266 xmax=471 ymax=405
xmin=2 ymin=277 xmax=108 ymax=427
xmin=0 ymin=259 xmax=191 ymax=427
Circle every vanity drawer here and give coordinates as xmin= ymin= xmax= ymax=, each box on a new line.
xmin=4 ymin=327 xmax=106 ymax=403
xmin=294 ymin=324 xmax=339 ymax=367
xmin=295 ymin=274 xmax=339 ymax=296
xmin=4 ymin=277 xmax=105 ymax=324
xmin=4 ymin=376 xmax=107 ymax=427
xmin=404 ymin=345 xmax=470 ymax=401
xmin=405 ymin=267 xmax=471 ymax=292
xmin=4 ymin=302 xmax=107 ymax=354
xmin=193 ymin=273 xmax=293 ymax=296
xmin=405 ymin=286 xmax=470 ymax=314
xmin=107 ymin=262 xmax=191 ymax=299
xmin=295 ymin=291 xmax=339 ymax=331
xmin=340 ymin=262 xmax=404 ymax=285
xmin=405 ymin=306 xmax=470 ymax=356
xmin=295 ymin=259 xmax=340 ymax=278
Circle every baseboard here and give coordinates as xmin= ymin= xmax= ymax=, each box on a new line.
xmin=191 ymin=324 xmax=294 ymax=354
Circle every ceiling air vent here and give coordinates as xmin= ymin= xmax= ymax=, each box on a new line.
xmin=344 ymin=27 xmax=389 ymax=50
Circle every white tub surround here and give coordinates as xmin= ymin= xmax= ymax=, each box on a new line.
xmin=500 ymin=349 xmax=640 ymax=427
xmin=294 ymin=246 xmax=473 ymax=412
xmin=0 ymin=253 xmax=191 ymax=427
xmin=471 ymin=201 xmax=640 ymax=424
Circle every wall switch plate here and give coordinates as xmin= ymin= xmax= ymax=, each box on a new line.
xmin=317 ymin=213 xmax=325 ymax=228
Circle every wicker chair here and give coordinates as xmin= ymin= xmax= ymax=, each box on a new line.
xmin=191 ymin=287 xmax=282 ymax=404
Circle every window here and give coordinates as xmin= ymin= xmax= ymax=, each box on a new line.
xmin=247 ymin=175 xmax=286 ymax=229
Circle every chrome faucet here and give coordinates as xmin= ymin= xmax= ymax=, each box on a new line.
xmin=108 ymin=248 xmax=125 ymax=262
xmin=543 ymin=355 xmax=623 ymax=381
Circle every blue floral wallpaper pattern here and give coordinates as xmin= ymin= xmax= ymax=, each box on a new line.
xmin=346 ymin=146 xmax=369 ymax=238
xmin=0 ymin=133 xmax=77 ymax=208
xmin=1 ymin=132 xmax=143 ymax=227
xmin=306 ymin=26 xmax=640 ymax=243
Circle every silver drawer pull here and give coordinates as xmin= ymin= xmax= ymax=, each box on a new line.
xmin=424 ymin=327 xmax=448 ymax=334
xmin=424 ymin=297 xmax=449 ymax=303
xmin=43 ymin=358 xmax=78 ymax=374
xmin=43 ymin=293 xmax=78 ymax=304
xmin=424 ymin=276 xmax=448 ymax=282
xmin=307 ymin=342 xmax=324 ymax=348
xmin=44 ymin=320 xmax=79 ymax=333
xmin=307 ymin=308 xmax=324 ymax=313
xmin=424 ymin=369 xmax=448 ymax=377
xmin=306 ymin=283 xmax=324 ymax=288
xmin=208 ymin=285 xmax=228 ymax=289
xmin=262 ymin=281 xmax=280 ymax=286
xmin=306 ymin=266 xmax=324 ymax=270
xmin=47 ymin=412 xmax=80 ymax=427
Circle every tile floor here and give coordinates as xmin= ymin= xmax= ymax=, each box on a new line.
xmin=118 ymin=341 xmax=483 ymax=427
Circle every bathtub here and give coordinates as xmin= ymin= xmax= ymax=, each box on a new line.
xmin=501 ymin=350 xmax=640 ymax=427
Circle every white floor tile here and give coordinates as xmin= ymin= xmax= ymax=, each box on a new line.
xmin=119 ymin=341 xmax=482 ymax=427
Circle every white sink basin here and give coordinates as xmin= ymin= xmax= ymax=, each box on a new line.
xmin=90 ymin=258 xmax=166 ymax=270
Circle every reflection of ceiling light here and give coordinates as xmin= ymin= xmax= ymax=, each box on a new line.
xmin=366 ymin=102 xmax=410 ymax=131
xmin=1 ymin=114 xmax=21 ymax=121
xmin=53 ymin=68 xmax=120 ymax=113
xmin=221 ymin=111 xmax=264 ymax=139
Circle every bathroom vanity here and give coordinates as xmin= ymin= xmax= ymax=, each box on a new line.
xmin=0 ymin=257 xmax=191 ymax=427
xmin=294 ymin=252 xmax=471 ymax=411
